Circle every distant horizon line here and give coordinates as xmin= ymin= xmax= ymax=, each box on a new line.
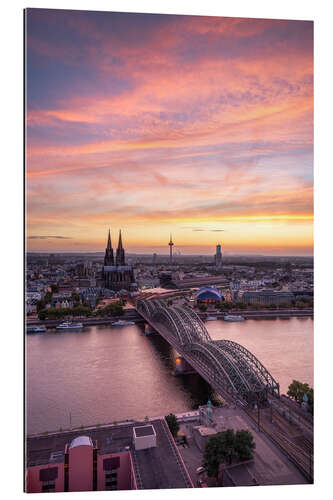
xmin=27 ymin=251 xmax=314 ymax=258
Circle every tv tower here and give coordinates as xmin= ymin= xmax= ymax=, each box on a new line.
xmin=169 ymin=233 xmax=174 ymax=264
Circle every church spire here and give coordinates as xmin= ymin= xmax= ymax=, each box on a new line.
xmin=107 ymin=228 xmax=112 ymax=249
xmin=104 ymin=228 xmax=114 ymax=266
xmin=116 ymin=229 xmax=125 ymax=266
xmin=118 ymin=229 xmax=123 ymax=249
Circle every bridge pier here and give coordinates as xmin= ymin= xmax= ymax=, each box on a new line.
xmin=143 ymin=322 xmax=157 ymax=335
xmin=175 ymin=356 xmax=196 ymax=375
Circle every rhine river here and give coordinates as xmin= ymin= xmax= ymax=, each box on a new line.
xmin=26 ymin=317 xmax=313 ymax=434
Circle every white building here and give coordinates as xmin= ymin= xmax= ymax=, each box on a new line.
xmin=133 ymin=425 xmax=157 ymax=451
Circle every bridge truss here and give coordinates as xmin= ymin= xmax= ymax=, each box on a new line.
xmin=136 ymin=298 xmax=279 ymax=405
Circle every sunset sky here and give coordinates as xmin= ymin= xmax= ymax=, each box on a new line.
xmin=26 ymin=9 xmax=313 ymax=255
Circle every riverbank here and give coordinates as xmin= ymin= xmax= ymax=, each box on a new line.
xmin=26 ymin=307 xmax=313 ymax=329
xmin=199 ymin=309 xmax=313 ymax=320
xmin=26 ymin=309 xmax=144 ymax=328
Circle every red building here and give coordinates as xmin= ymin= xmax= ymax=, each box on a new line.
xmin=26 ymin=435 xmax=137 ymax=493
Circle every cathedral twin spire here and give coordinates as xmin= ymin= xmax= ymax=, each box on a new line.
xmin=104 ymin=229 xmax=125 ymax=266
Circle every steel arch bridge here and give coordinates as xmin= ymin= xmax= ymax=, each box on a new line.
xmin=136 ymin=298 xmax=279 ymax=405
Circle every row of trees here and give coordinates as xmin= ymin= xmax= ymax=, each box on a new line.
xmin=38 ymin=300 xmax=126 ymax=320
xmin=38 ymin=305 xmax=93 ymax=320
xmin=287 ymin=380 xmax=314 ymax=414
xmin=37 ymin=287 xmax=82 ymax=313
xmin=212 ymin=299 xmax=313 ymax=312
xmin=95 ymin=301 xmax=125 ymax=317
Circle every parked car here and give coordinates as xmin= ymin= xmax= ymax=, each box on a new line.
xmin=196 ymin=466 xmax=205 ymax=475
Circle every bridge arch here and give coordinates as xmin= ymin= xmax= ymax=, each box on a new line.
xmin=217 ymin=340 xmax=279 ymax=397
xmin=135 ymin=298 xmax=279 ymax=404
xmin=173 ymin=306 xmax=211 ymax=343
xmin=189 ymin=341 xmax=253 ymax=399
xmin=151 ymin=306 xmax=194 ymax=345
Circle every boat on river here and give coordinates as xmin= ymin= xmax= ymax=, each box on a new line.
xmin=224 ymin=315 xmax=245 ymax=322
xmin=26 ymin=326 xmax=47 ymax=334
xmin=112 ymin=319 xmax=135 ymax=326
xmin=56 ymin=321 xmax=83 ymax=330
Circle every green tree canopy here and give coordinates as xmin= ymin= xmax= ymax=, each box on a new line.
xmin=165 ymin=413 xmax=179 ymax=438
xmin=287 ymin=380 xmax=314 ymax=414
xmin=96 ymin=301 xmax=124 ymax=317
xmin=44 ymin=291 xmax=53 ymax=303
xmin=235 ymin=302 xmax=247 ymax=310
xmin=71 ymin=292 xmax=81 ymax=303
xmin=38 ymin=305 xmax=92 ymax=320
xmin=219 ymin=301 xmax=233 ymax=311
xmin=203 ymin=429 xmax=256 ymax=478
xmin=234 ymin=430 xmax=256 ymax=461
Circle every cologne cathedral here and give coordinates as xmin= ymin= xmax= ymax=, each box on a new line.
xmin=102 ymin=229 xmax=135 ymax=291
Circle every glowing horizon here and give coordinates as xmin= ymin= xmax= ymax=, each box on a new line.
xmin=26 ymin=10 xmax=313 ymax=256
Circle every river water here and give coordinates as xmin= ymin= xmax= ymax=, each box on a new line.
xmin=26 ymin=317 xmax=313 ymax=434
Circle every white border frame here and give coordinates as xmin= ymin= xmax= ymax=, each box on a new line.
xmin=2 ymin=1 xmax=331 ymax=499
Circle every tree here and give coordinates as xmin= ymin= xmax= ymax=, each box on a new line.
xmin=219 ymin=301 xmax=233 ymax=311
xmin=71 ymin=292 xmax=81 ymax=303
xmin=203 ymin=429 xmax=255 ymax=478
xmin=44 ymin=291 xmax=53 ymax=303
xmin=203 ymin=434 xmax=225 ymax=478
xmin=165 ymin=413 xmax=179 ymax=437
xmin=96 ymin=301 xmax=124 ymax=317
xmin=167 ymin=299 xmax=173 ymax=306
xmin=198 ymin=303 xmax=207 ymax=312
xmin=234 ymin=430 xmax=256 ymax=461
xmin=51 ymin=284 xmax=59 ymax=293
xmin=287 ymin=380 xmax=314 ymax=415
xmin=235 ymin=302 xmax=247 ymax=310
xmin=287 ymin=380 xmax=305 ymax=403
xmin=36 ymin=299 xmax=46 ymax=312
xmin=278 ymin=302 xmax=290 ymax=309
xmin=38 ymin=305 xmax=93 ymax=320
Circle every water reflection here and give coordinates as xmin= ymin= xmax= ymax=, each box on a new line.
xmin=26 ymin=317 xmax=313 ymax=434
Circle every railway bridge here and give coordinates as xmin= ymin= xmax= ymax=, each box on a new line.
xmin=136 ymin=298 xmax=280 ymax=407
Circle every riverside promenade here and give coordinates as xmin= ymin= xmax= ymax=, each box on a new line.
xmin=26 ymin=308 xmax=313 ymax=329
xmin=26 ymin=309 xmax=144 ymax=329
xmin=198 ymin=309 xmax=313 ymax=320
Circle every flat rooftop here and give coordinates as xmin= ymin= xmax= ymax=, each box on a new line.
xmin=26 ymin=419 xmax=192 ymax=490
xmin=134 ymin=425 xmax=155 ymax=437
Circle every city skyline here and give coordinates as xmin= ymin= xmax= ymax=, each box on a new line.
xmin=26 ymin=10 xmax=313 ymax=256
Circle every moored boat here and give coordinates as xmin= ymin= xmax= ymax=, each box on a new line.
xmin=56 ymin=321 xmax=83 ymax=330
xmin=112 ymin=319 xmax=135 ymax=326
xmin=224 ymin=315 xmax=245 ymax=322
xmin=26 ymin=326 xmax=47 ymax=334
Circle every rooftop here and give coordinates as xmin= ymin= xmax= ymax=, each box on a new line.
xmin=26 ymin=419 xmax=192 ymax=490
xmin=134 ymin=425 xmax=155 ymax=437
xmin=69 ymin=435 xmax=93 ymax=450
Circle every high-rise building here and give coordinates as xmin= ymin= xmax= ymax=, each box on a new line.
xmin=102 ymin=229 xmax=135 ymax=291
xmin=168 ymin=234 xmax=174 ymax=264
xmin=215 ymin=243 xmax=222 ymax=268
